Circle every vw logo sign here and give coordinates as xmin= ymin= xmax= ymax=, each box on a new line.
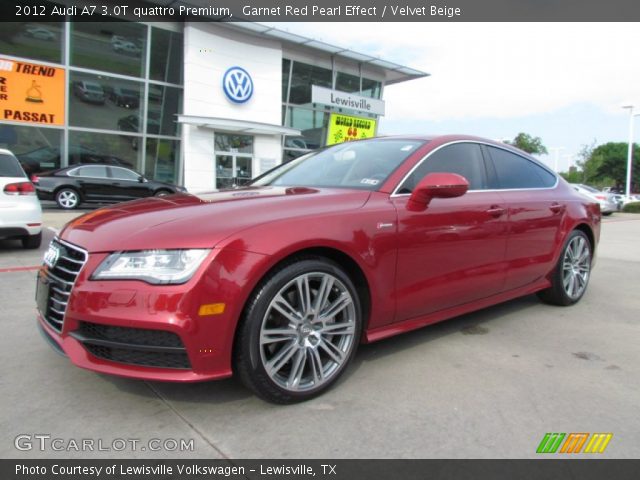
xmin=222 ymin=66 xmax=253 ymax=104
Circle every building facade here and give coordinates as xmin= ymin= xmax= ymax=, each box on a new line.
xmin=0 ymin=18 xmax=426 ymax=192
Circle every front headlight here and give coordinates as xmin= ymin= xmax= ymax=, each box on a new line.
xmin=91 ymin=249 xmax=210 ymax=284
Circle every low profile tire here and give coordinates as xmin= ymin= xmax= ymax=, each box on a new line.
xmin=537 ymin=230 xmax=592 ymax=306
xmin=22 ymin=232 xmax=42 ymax=249
xmin=235 ymin=257 xmax=362 ymax=404
xmin=55 ymin=188 xmax=80 ymax=209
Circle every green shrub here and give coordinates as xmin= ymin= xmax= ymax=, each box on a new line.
xmin=622 ymin=202 xmax=640 ymax=213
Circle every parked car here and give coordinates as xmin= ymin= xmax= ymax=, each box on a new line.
xmin=570 ymin=184 xmax=617 ymax=215
xmin=112 ymin=40 xmax=141 ymax=56
xmin=118 ymin=113 xmax=161 ymax=136
xmin=33 ymin=164 xmax=184 ymax=209
xmin=24 ymin=26 xmax=56 ymax=41
xmin=72 ymin=81 xmax=105 ymax=104
xmin=35 ymin=135 xmax=600 ymax=403
xmin=17 ymin=145 xmax=133 ymax=175
xmin=109 ymin=87 xmax=139 ymax=109
xmin=0 ymin=149 xmax=42 ymax=249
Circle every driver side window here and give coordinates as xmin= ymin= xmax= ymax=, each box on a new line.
xmin=398 ymin=142 xmax=488 ymax=193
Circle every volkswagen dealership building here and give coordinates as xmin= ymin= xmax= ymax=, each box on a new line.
xmin=0 ymin=16 xmax=427 ymax=192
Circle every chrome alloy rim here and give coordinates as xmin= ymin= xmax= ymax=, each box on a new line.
xmin=562 ymin=236 xmax=591 ymax=300
xmin=58 ymin=190 xmax=78 ymax=208
xmin=259 ymin=272 xmax=356 ymax=392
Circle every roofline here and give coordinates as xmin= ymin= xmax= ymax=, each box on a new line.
xmin=221 ymin=22 xmax=430 ymax=85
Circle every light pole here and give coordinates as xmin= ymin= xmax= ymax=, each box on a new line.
xmin=622 ymin=105 xmax=639 ymax=198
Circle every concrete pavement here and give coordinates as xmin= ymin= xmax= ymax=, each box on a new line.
xmin=1 ymin=212 xmax=639 ymax=458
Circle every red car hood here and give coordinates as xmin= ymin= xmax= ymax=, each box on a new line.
xmin=60 ymin=187 xmax=371 ymax=252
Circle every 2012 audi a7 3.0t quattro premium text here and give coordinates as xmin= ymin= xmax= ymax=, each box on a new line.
xmin=36 ymin=135 xmax=600 ymax=403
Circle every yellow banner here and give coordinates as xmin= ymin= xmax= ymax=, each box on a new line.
xmin=0 ymin=57 xmax=65 ymax=126
xmin=326 ymin=113 xmax=376 ymax=145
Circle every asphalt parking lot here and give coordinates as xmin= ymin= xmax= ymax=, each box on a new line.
xmin=1 ymin=210 xmax=639 ymax=459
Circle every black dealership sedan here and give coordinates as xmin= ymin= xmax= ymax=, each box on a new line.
xmin=33 ymin=164 xmax=185 ymax=209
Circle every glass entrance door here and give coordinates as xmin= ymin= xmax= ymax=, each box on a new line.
xmin=215 ymin=154 xmax=253 ymax=189
xmin=214 ymin=133 xmax=254 ymax=189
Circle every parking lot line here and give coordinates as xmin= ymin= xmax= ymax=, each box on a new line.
xmin=0 ymin=266 xmax=40 ymax=273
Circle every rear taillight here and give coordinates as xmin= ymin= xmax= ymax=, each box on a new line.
xmin=595 ymin=195 xmax=606 ymax=200
xmin=30 ymin=174 xmax=39 ymax=184
xmin=3 ymin=182 xmax=36 ymax=195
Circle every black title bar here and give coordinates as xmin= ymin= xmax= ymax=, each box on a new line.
xmin=2 ymin=0 xmax=640 ymax=22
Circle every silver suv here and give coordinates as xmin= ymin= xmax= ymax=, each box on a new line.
xmin=0 ymin=149 xmax=42 ymax=248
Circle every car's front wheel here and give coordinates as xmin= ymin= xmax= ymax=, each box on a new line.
xmin=235 ymin=257 xmax=362 ymax=404
xmin=537 ymin=229 xmax=592 ymax=306
xmin=55 ymin=188 xmax=80 ymax=209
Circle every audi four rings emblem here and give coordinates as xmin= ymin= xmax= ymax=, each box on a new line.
xmin=222 ymin=66 xmax=253 ymax=104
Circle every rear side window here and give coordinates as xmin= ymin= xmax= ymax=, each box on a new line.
xmin=487 ymin=146 xmax=556 ymax=189
xmin=398 ymin=142 xmax=488 ymax=193
xmin=71 ymin=166 xmax=108 ymax=178
xmin=0 ymin=153 xmax=26 ymax=178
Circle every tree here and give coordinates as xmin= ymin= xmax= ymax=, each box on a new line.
xmin=590 ymin=142 xmax=639 ymax=188
xmin=506 ymin=132 xmax=548 ymax=155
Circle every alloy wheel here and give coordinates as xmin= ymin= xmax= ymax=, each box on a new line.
xmin=57 ymin=190 xmax=78 ymax=209
xmin=561 ymin=235 xmax=591 ymax=300
xmin=259 ymin=272 xmax=356 ymax=392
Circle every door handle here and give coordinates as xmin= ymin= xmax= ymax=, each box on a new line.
xmin=112 ymin=182 xmax=121 ymax=186
xmin=550 ymin=202 xmax=565 ymax=213
xmin=486 ymin=205 xmax=506 ymax=217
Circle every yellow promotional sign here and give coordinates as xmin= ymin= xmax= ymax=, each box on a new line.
xmin=326 ymin=113 xmax=377 ymax=145
xmin=0 ymin=57 xmax=65 ymax=126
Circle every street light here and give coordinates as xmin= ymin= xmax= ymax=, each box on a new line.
xmin=622 ymin=105 xmax=640 ymax=198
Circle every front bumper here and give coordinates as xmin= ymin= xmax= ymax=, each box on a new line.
xmin=36 ymin=243 xmax=268 ymax=382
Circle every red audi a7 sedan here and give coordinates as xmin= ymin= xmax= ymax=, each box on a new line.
xmin=36 ymin=135 xmax=600 ymax=403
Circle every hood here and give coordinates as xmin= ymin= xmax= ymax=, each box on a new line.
xmin=60 ymin=186 xmax=371 ymax=252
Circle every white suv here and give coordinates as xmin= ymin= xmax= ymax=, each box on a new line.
xmin=0 ymin=149 xmax=42 ymax=249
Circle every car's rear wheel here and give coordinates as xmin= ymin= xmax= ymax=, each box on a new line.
xmin=55 ymin=188 xmax=80 ymax=209
xmin=22 ymin=232 xmax=42 ymax=249
xmin=537 ymin=230 xmax=592 ymax=306
xmin=235 ymin=257 xmax=362 ymax=404
xmin=154 ymin=189 xmax=171 ymax=197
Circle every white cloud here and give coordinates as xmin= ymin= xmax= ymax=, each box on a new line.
xmin=269 ymin=22 xmax=640 ymax=121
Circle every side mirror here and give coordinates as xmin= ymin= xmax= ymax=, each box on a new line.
xmin=138 ymin=175 xmax=145 ymax=183
xmin=407 ymin=172 xmax=469 ymax=211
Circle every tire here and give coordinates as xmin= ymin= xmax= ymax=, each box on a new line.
xmin=602 ymin=212 xmax=613 ymax=216
xmin=154 ymin=189 xmax=171 ymax=197
xmin=537 ymin=230 xmax=592 ymax=306
xmin=22 ymin=232 xmax=42 ymax=249
xmin=235 ymin=257 xmax=362 ymax=404
xmin=55 ymin=188 xmax=80 ymax=209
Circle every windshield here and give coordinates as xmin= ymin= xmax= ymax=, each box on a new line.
xmin=252 ymin=139 xmax=425 ymax=190
xmin=0 ymin=153 xmax=27 ymax=178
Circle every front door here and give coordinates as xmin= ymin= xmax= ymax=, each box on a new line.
xmin=391 ymin=142 xmax=509 ymax=323
xmin=214 ymin=133 xmax=254 ymax=189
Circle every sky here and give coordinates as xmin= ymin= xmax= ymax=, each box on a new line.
xmin=267 ymin=22 xmax=640 ymax=172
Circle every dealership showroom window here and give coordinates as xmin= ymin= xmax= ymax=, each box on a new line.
xmin=0 ymin=17 xmax=424 ymax=191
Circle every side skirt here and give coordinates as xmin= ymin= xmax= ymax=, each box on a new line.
xmin=364 ymin=278 xmax=551 ymax=343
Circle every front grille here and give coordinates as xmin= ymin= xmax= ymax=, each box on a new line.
xmin=71 ymin=321 xmax=191 ymax=370
xmin=41 ymin=238 xmax=87 ymax=332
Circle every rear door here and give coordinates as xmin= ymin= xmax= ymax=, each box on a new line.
xmin=68 ymin=165 xmax=111 ymax=200
xmin=483 ymin=145 xmax=563 ymax=291
xmin=391 ymin=142 xmax=509 ymax=323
